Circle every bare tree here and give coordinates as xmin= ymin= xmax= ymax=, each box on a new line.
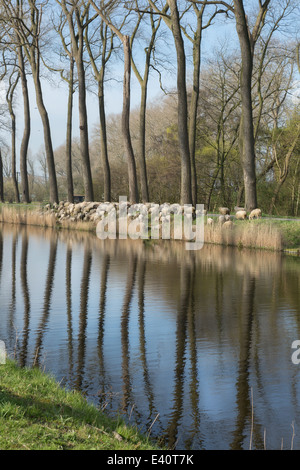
xmin=147 ymin=0 xmax=193 ymax=204
xmin=3 ymin=0 xmax=59 ymax=203
xmin=65 ymin=53 xmax=75 ymax=203
xmin=0 ymin=1 xmax=31 ymax=203
xmin=233 ymin=0 xmax=271 ymax=210
xmin=5 ymin=63 xmax=20 ymax=202
xmin=198 ymin=51 xmax=241 ymax=209
xmin=193 ymin=0 xmax=273 ymax=210
xmin=52 ymin=12 xmax=77 ymax=203
xmin=84 ymin=15 xmax=114 ymax=202
xmin=89 ymin=0 xmax=140 ymax=203
xmin=58 ymin=0 xmax=96 ymax=202
xmin=181 ymin=1 xmax=220 ymax=206
xmin=17 ymin=44 xmax=31 ymax=203
xmin=130 ymin=4 xmax=162 ymax=202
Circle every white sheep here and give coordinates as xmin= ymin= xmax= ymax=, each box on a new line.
xmin=219 ymin=207 xmax=230 ymax=215
xmin=235 ymin=210 xmax=247 ymax=220
xmin=207 ymin=217 xmax=214 ymax=225
xmin=218 ymin=215 xmax=226 ymax=224
xmin=249 ymin=208 xmax=262 ymax=220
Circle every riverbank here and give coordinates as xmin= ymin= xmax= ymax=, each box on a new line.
xmin=0 ymin=202 xmax=299 ymax=253
xmin=0 ymin=359 xmax=160 ymax=450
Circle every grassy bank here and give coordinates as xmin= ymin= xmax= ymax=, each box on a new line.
xmin=0 ymin=360 xmax=160 ymax=450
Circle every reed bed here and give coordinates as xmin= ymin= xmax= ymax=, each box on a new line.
xmin=60 ymin=218 xmax=96 ymax=232
xmin=204 ymin=220 xmax=283 ymax=251
xmin=0 ymin=205 xmax=99 ymax=233
xmin=0 ymin=206 xmax=56 ymax=228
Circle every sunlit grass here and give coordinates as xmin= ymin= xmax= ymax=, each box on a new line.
xmin=0 ymin=360 xmax=160 ymax=450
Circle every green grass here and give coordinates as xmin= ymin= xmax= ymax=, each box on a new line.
xmin=0 ymin=202 xmax=42 ymax=211
xmin=0 ymin=360 xmax=160 ymax=450
xmin=271 ymin=220 xmax=300 ymax=250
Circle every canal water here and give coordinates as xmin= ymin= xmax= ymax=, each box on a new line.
xmin=0 ymin=224 xmax=300 ymax=450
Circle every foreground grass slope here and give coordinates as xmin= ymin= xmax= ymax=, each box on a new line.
xmin=0 ymin=361 xmax=159 ymax=450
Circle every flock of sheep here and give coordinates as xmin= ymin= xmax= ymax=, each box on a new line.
xmin=207 ymin=207 xmax=262 ymax=227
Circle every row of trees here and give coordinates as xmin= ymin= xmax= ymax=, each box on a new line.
xmin=0 ymin=0 xmax=299 ymax=213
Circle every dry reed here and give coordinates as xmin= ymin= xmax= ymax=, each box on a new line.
xmin=0 ymin=206 xmax=96 ymax=231
xmin=204 ymin=221 xmax=283 ymax=251
xmin=0 ymin=206 xmax=56 ymax=228
xmin=60 ymin=218 xmax=96 ymax=232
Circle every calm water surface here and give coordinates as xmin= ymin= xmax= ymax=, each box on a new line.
xmin=0 ymin=224 xmax=300 ymax=450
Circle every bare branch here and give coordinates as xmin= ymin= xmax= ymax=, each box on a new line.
xmin=188 ymin=0 xmax=234 ymax=13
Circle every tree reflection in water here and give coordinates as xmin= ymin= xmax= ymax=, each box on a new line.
xmin=0 ymin=225 xmax=300 ymax=450
xmin=33 ymin=235 xmax=58 ymax=367
xmin=20 ymin=229 xmax=30 ymax=367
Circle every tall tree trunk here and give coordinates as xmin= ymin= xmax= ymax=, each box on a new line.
xmin=233 ymin=0 xmax=257 ymax=211
xmin=138 ymin=82 xmax=150 ymax=202
xmin=122 ymin=36 xmax=139 ymax=204
xmin=188 ymin=10 xmax=203 ymax=207
xmin=10 ymin=110 xmax=20 ymax=203
xmin=66 ymin=56 xmax=74 ymax=203
xmin=7 ymin=81 xmax=20 ymax=203
xmin=18 ymin=47 xmax=31 ymax=204
xmin=77 ymin=54 xmax=94 ymax=202
xmin=32 ymin=69 xmax=59 ymax=204
xmin=130 ymin=13 xmax=158 ymax=203
xmin=88 ymin=1 xmax=139 ymax=203
xmin=85 ymin=19 xmax=112 ymax=202
xmin=167 ymin=0 xmax=192 ymax=205
xmin=63 ymin=4 xmax=94 ymax=203
xmin=98 ymin=75 xmax=111 ymax=201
